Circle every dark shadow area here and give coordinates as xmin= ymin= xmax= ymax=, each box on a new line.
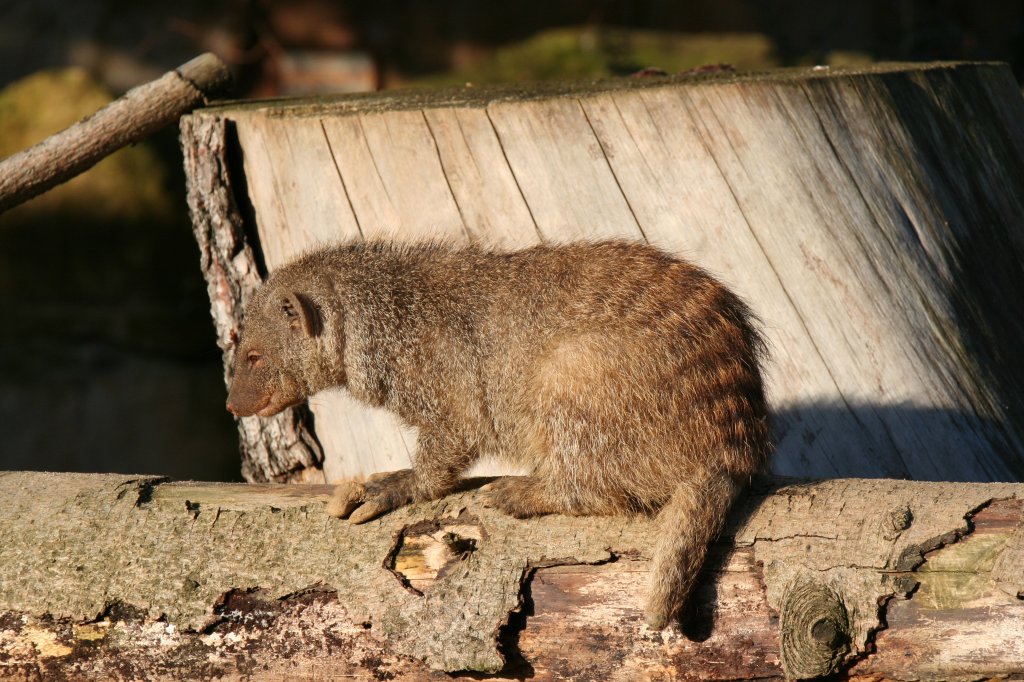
xmin=0 ymin=121 xmax=241 ymax=481
xmin=492 ymin=567 xmax=537 ymax=679
xmin=771 ymin=402 xmax=1024 ymax=482
xmin=3 ymin=1 xmax=1024 ymax=95
xmin=223 ymin=119 xmax=268 ymax=281
xmin=0 ymin=206 xmax=241 ymax=480
xmin=876 ymin=69 xmax=1024 ymax=463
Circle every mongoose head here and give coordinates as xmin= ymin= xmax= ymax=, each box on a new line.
xmin=226 ymin=283 xmax=327 ymax=418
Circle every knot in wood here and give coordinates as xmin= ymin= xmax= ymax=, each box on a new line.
xmin=809 ymin=617 xmax=839 ymax=646
xmin=779 ymin=576 xmax=851 ymax=679
xmin=881 ymin=505 xmax=913 ymax=540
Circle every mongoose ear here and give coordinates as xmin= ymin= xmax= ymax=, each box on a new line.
xmin=280 ymin=292 xmax=322 ymax=338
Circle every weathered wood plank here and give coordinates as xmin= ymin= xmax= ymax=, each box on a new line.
xmin=422 ymin=107 xmax=542 ymax=248
xmin=680 ymin=75 xmax=1023 ymax=480
xmin=234 ymin=116 xmax=361 ymax=267
xmin=322 ymin=111 xmax=469 ymax=241
xmin=797 ymin=70 xmax=1024 ymax=477
xmin=485 ymin=97 xmax=644 ymax=240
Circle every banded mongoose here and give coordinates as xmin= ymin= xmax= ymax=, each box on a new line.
xmin=226 ymin=240 xmax=771 ymax=629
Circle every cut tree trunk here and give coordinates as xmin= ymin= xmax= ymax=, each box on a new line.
xmin=0 ymin=472 xmax=1022 ymax=680
xmin=180 ymin=62 xmax=1024 ymax=484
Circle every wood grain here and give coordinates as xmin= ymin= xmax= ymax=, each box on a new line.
xmin=484 ymin=97 xmax=643 ymax=241
xmin=422 ymin=107 xmax=541 ymax=248
xmin=234 ymin=116 xmax=361 ymax=266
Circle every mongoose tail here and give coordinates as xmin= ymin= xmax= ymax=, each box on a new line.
xmin=644 ymin=466 xmax=742 ymax=630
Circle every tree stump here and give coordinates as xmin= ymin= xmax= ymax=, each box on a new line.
xmin=181 ymin=62 xmax=1024 ymax=484
xmin=0 ymin=472 xmax=1022 ymax=680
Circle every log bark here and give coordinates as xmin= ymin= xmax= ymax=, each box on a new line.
xmin=0 ymin=471 xmax=1021 ymax=680
xmin=0 ymin=53 xmax=232 ymax=213
xmin=180 ymin=62 xmax=1024 ymax=484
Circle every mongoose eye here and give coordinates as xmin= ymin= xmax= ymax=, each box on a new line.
xmin=247 ymin=351 xmax=264 ymax=369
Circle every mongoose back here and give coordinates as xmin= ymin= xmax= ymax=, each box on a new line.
xmin=226 ymin=240 xmax=771 ymax=629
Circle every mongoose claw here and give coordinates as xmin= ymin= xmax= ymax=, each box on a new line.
xmin=326 ymin=480 xmax=366 ymax=518
xmin=348 ymin=485 xmax=415 ymax=523
xmin=348 ymin=498 xmax=392 ymax=524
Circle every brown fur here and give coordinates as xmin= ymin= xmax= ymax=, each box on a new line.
xmin=227 ymin=240 xmax=771 ymax=629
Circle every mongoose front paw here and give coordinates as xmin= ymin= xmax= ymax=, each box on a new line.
xmin=327 ymin=470 xmax=416 ymax=523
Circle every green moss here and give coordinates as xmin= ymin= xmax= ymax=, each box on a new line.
xmin=913 ymin=533 xmax=1010 ymax=609
xmin=0 ymin=68 xmax=172 ymax=223
xmin=0 ymin=68 xmax=213 ymax=359
xmin=411 ymin=27 xmax=779 ymax=88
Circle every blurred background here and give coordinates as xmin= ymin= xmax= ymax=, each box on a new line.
xmin=2 ymin=0 xmax=1023 ymax=480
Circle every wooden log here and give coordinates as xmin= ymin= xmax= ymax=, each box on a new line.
xmin=180 ymin=62 xmax=1024 ymax=484
xmin=0 ymin=53 xmax=232 ymax=213
xmin=0 ymin=471 xmax=1022 ymax=680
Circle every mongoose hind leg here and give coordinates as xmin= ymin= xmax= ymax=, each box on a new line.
xmin=484 ymin=475 xmax=569 ymax=518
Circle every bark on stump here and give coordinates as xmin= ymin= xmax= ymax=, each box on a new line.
xmin=180 ymin=62 xmax=1024 ymax=485
xmin=0 ymin=472 xmax=1022 ymax=680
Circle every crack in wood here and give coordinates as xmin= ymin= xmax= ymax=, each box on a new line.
xmin=115 ymin=477 xmax=168 ymax=507
xmin=576 ymin=97 xmax=648 ymax=242
xmin=839 ymin=590 xmax=898 ymax=677
xmin=318 ymin=118 xmax=365 ymax=240
xmin=844 ymin=496 xmax=1019 ymax=675
xmin=895 ymin=496 xmax=996 ymax=573
xmin=477 ymin=566 xmax=537 ymax=679
xmin=420 ymin=109 xmax=474 ymax=243
xmin=206 ymin=585 xmax=339 ymax=634
xmin=482 ymin=105 xmax=543 ymax=239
